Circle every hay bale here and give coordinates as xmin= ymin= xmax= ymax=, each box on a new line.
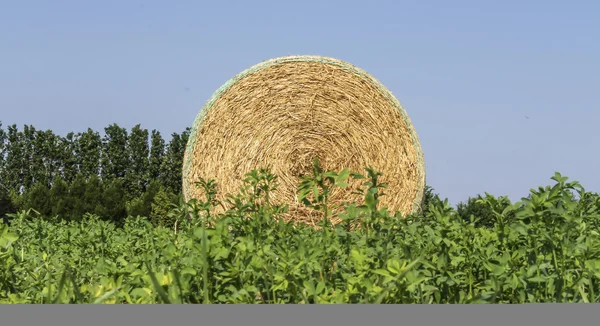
xmin=182 ymin=55 xmax=426 ymax=224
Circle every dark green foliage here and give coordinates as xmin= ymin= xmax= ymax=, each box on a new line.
xmin=456 ymin=196 xmax=497 ymax=228
xmin=159 ymin=130 xmax=188 ymax=194
xmin=149 ymin=129 xmax=165 ymax=181
xmin=7 ymin=189 xmax=23 ymax=213
xmin=126 ymin=197 xmax=146 ymax=218
xmin=83 ymin=175 xmax=104 ymax=218
xmin=20 ymin=125 xmax=35 ymax=190
xmin=67 ymin=174 xmax=88 ymax=221
xmin=0 ymin=123 xmax=190 ymax=223
xmin=149 ymin=186 xmax=177 ymax=228
xmin=100 ymin=178 xmax=127 ymax=224
xmin=30 ymin=129 xmax=47 ymax=187
xmin=0 ymin=195 xmax=14 ymax=224
xmin=0 ymin=121 xmax=6 ymax=194
xmin=50 ymin=177 xmax=70 ymax=219
xmin=421 ymin=185 xmax=442 ymax=216
xmin=36 ymin=129 xmax=62 ymax=187
xmin=125 ymin=124 xmax=150 ymax=197
xmin=22 ymin=182 xmax=52 ymax=217
xmin=58 ymin=132 xmax=79 ymax=184
xmin=142 ymin=179 xmax=161 ymax=217
xmin=3 ymin=124 xmax=24 ymax=192
xmin=126 ymin=179 xmax=163 ymax=219
xmin=100 ymin=124 xmax=129 ymax=182
xmin=0 ymin=123 xmax=11 ymax=219
xmin=76 ymin=128 xmax=102 ymax=179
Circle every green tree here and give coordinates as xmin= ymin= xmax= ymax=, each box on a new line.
xmin=50 ymin=177 xmax=70 ymax=219
xmin=23 ymin=182 xmax=52 ymax=217
xmin=31 ymin=129 xmax=61 ymax=188
xmin=125 ymin=196 xmax=145 ymax=218
xmin=3 ymin=124 xmax=24 ymax=193
xmin=455 ymin=195 xmax=512 ymax=228
xmin=83 ymin=175 xmax=105 ymax=218
xmin=29 ymin=128 xmax=45 ymax=187
xmin=101 ymin=178 xmax=127 ymax=224
xmin=76 ymin=128 xmax=102 ymax=179
xmin=0 ymin=122 xmax=12 ymax=221
xmin=144 ymin=179 xmax=162 ymax=209
xmin=0 ymin=196 xmax=14 ymax=224
xmin=149 ymin=129 xmax=165 ymax=181
xmin=125 ymin=124 xmax=150 ymax=197
xmin=159 ymin=129 xmax=190 ymax=194
xmin=421 ymin=185 xmax=442 ymax=217
xmin=127 ymin=178 xmax=162 ymax=219
xmin=0 ymin=123 xmax=12 ymax=218
xmin=0 ymin=122 xmax=7 ymax=196
xmin=59 ymin=132 xmax=79 ymax=183
xmin=68 ymin=174 xmax=88 ymax=221
xmin=43 ymin=130 xmax=62 ymax=186
xmin=149 ymin=186 xmax=177 ymax=227
xmin=100 ymin=124 xmax=129 ymax=182
xmin=181 ymin=127 xmax=190 ymax=149
xmin=0 ymin=122 xmax=5 ymax=178
xmin=21 ymin=125 xmax=36 ymax=190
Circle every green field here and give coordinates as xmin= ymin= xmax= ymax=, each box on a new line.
xmin=2 ymin=166 xmax=600 ymax=304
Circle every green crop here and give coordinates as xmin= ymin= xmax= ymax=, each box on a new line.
xmin=1 ymin=164 xmax=600 ymax=304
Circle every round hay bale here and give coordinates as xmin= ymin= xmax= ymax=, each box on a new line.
xmin=182 ymin=55 xmax=426 ymax=225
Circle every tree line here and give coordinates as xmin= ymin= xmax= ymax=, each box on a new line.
xmin=0 ymin=121 xmax=189 ymax=226
xmin=0 ymin=121 xmax=510 ymax=228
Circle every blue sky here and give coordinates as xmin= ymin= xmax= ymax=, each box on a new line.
xmin=1 ymin=0 xmax=598 ymax=205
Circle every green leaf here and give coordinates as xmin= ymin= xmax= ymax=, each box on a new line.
xmin=387 ymin=259 xmax=401 ymax=275
xmin=316 ymin=281 xmax=326 ymax=295
xmin=181 ymin=267 xmax=197 ymax=276
xmin=365 ymin=191 xmax=377 ymax=212
xmin=2 ymin=232 xmax=18 ymax=243
xmin=484 ymin=262 xmax=505 ymax=276
xmin=527 ymin=276 xmax=547 ymax=283
xmin=335 ymin=169 xmax=351 ymax=187
xmin=373 ymin=269 xmax=392 ymax=277
xmin=130 ymin=288 xmax=151 ymax=297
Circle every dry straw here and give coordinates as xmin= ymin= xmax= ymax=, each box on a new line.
xmin=182 ymin=55 xmax=426 ymax=225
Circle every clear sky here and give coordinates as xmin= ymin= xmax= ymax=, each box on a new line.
xmin=1 ymin=0 xmax=598 ymax=206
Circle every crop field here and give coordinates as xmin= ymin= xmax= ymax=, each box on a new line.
xmin=2 ymin=166 xmax=600 ymax=304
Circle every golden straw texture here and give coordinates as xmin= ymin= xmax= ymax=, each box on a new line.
xmin=183 ymin=55 xmax=426 ymax=225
